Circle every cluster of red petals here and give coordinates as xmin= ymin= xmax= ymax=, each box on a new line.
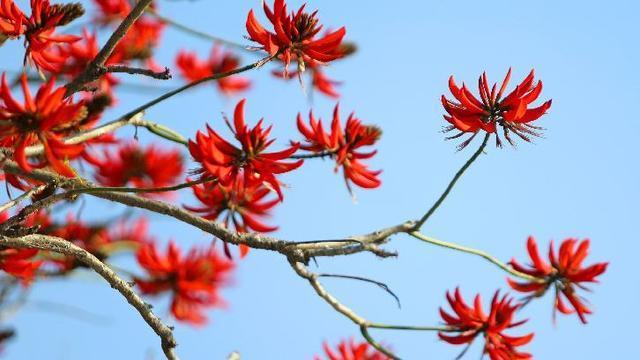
xmin=315 ymin=339 xmax=389 ymax=360
xmin=442 ymin=69 xmax=552 ymax=149
xmin=0 ymin=212 xmax=42 ymax=282
xmin=439 ymin=288 xmax=533 ymax=360
xmin=0 ymin=73 xmax=88 ymax=177
xmin=246 ymin=0 xmax=346 ymax=74
xmin=176 ymin=45 xmax=251 ymax=96
xmin=92 ymin=142 xmax=184 ymax=197
xmin=297 ymin=104 xmax=381 ymax=192
xmin=185 ymin=177 xmax=279 ymax=258
xmin=188 ymin=99 xmax=303 ymax=200
xmin=0 ymin=0 xmax=24 ymax=39
xmin=508 ymin=236 xmax=608 ymax=323
xmin=134 ymin=241 xmax=234 ymax=325
xmin=0 ymin=0 xmax=84 ymax=72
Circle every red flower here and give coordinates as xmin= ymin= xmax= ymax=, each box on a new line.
xmin=185 ymin=177 xmax=279 ymax=258
xmin=24 ymin=0 xmax=84 ymax=72
xmin=439 ymin=288 xmax=533 ymax=360
xmin=0 ymin=73 xmax=88 ymax=177
xmin=0 ymin=0 xmax=26 ymax=40
xmin=92 ymin=142 xmax=184 ymax=197
xmin=0 ymin=247 xmax=41 ymax=283
xmin=297 ymin=104 xmax=381 ymax=193
xmin=315 ymin=339 xmax=389 ymax=360
xmin=188 ymin=99 xmax=303 ymax=200
xmin=134 ymin=241 xmax=234 ymax=325
xmin=442 ymin=69 xmax=552 ymax=149
xmin=175 ymin=45 xmax=251 ymax=96
xmin=246 ymin=0 xmax=346 ymax=74
xmin=508 ymin=236 xmax=608 ymax=324
xmin=109 ymin=17 xmax=164 ymax=70
xmin=91 ymin=0 xmax=130 ymax=25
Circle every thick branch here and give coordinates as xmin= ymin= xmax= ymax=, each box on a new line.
xmin=0 ymin=234 xmax=178 ymax=360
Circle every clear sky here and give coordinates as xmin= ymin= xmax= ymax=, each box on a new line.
xmin=1 ymin=0 xmax=638 ymax=359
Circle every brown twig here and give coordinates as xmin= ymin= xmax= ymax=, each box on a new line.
xmin=105 ymin=65 xmax=172 ymax=80
xmin=64 ymin=0 xmax=157 ymax=96
xmin=0 ymin=234 xmax=178 ymax=360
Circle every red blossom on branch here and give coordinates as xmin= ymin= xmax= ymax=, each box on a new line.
xmin=0 ymin=0 xmax=25 ymax=40
xmin=185 ymin=177 xmax=279 ymax=258
xmin=23 ymin=0 xmax=84 ymax=72
xmin=175 ymin=45 xmax=251 ymax=96
xmin=134 ymin=241 xmax=234 ymax=325
xmin=439 ymin=288 xmax=533 ymax=360
xmin=508 ymin=236 xmax=608 ymax=324
xmin=315 ymin=339 xmax=389 ymax=360
xmin=0 ymin=73 xmax=88 ymax=177
xmin=246 ymin=0 xmax=346 ymax=75
xmin=442 ymin=69 xmax=552 ymax=149
xmin=92 ymin=142 xmax=184 ymax=197
xmin=297 ymin=104 xmax=381 ymax=193
xmin=188 ymin=99 xmax=303 ymax=200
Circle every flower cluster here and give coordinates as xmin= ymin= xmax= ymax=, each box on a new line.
xmin=134 ymin=241 xmax=234 ymax=325
xmin=508 ymin=236 xmax=608 ymax=323
xmin=246 ymin=0 xmax=346 ymax=74
xmin=0 ymin=0 xmax=84 ymax=72
xmin=297 ymin=104 xmax=382 ymax=193
xmin=92 ymin=142 xmax=184 ymax=197
xmin=188 ymin=99 xmax=303 ymax=200
xmin=175 ymin=45 xmax=251 ymax=96
xmin=442 ymin=69 xmax=552 ymax=149
xmin=0 ymin=73 xmax=88 ymax=177
xmin=439 ymin=288 xmax=533 ymax=360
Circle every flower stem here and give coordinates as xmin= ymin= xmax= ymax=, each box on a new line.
xmin=367 ymin=322 xmax=455 ymax=332
xmin=414 ymin=133 xmax=490 ymax=230
xmin=360 ymin=325 xmax=400 ymax=360
xmin=409 ymin=231 xmax=543 ymax=282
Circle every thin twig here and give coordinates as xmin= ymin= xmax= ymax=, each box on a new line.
xmin=414 ymin=133 xmax=490 ymax=230
xmin=409 ymin=231 xmax=543 ymax=282
xmin=105 ymin=65 xmax=172 ymax=80
xmin=0 ymin=184 xmax=47 ymax=213
xmin=318 ymin=273 xmax=401 ymax=309
xmin=0 ymin=234 xmax=178 ymax=360
xmin=65 ymin=0 xmax=157 ymax=96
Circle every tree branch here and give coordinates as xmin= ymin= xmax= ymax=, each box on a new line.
xmin=0 ymin=234 xmax=178 ymax=360
xmin=414 ymin=133 xmax=490 ymax=230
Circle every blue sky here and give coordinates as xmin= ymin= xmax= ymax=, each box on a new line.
xmin=1 ymin=0 xmax=639 ymax=358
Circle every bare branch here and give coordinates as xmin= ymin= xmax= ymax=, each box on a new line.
xmin=65 ymin=0 xmax=156 ymax=96
xmin=0 ymin=234 xmax=178 ymax=360
xmin=105 ymin=65 xmax=172 ymax=80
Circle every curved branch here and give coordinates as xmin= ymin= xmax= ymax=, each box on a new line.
xmin=409 ymin=231 xmax=543 ymax=282
xmin=414 ymin=133 xmax=490 ymax=230
xmin=0 ymin=234 xmax=178 ymax=360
